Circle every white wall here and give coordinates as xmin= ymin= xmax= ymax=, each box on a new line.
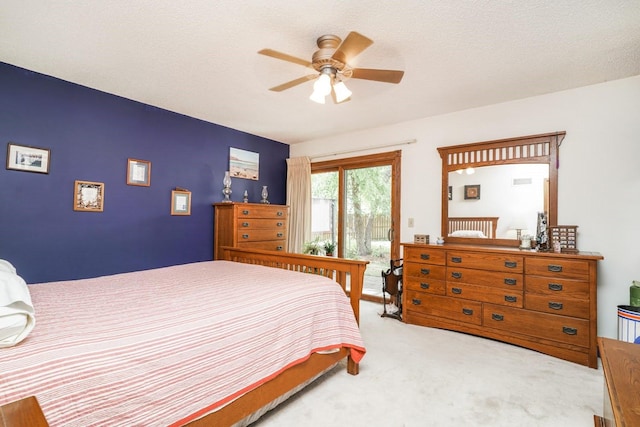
xmin=291 ymin=75 xmax=640 ymax=339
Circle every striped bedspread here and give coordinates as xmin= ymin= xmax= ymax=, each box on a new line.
xmin=0 ymin=261 xmax=365 ymax=426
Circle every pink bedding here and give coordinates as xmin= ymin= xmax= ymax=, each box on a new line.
xmin=0 ymin=261 xmax=365 ymax=426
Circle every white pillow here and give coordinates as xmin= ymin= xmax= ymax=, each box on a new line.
xmin=0 ymin=259 xmax=17 ymax=275
xmin=0 ymin=270 xmax=36 ymax=347
xmin=449 ymin=230 xmax=487 ymax=238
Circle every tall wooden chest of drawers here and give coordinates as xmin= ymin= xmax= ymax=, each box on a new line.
xmin=402 ymin=243 xmax=603 ymax=368
xmin=213 ymin=203 xmax=289 ymax=260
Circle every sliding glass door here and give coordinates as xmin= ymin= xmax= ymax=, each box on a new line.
xmin=311 ymin=151 xmax=401 ymax=302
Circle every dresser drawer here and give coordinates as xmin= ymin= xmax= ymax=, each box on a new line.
xmin=237 ymin=218 xmax=287 ymax=229
xmin=447 ymin=251 xmax=523 ymax=273
xmin=446 ymin=266 xmax=523 ymax=291
xmin=525 ymin=258 xmax=589 ymax=280
xmin=404 ymin=263 xmax=446 ymax=280
xmin=238 ymin=240 xmax=286 ymax=252
xmin=483 ymin=304 xmax=590 ymax=348
xmin=405 ymin=291 xmax=482 ymax=325
xmin=236 ymin=205 xmax=288 ymax=219
xmin=403 ymin=247 xmax=446 ymax=265
xmin=525 ymin=276 xmax=589 ymax=299
xmin=237 ymin=229 xmax=287 ymax=242
xmin=404 ymin=277 xmax=446 ymax=295
xmin=447 ymin=283 xmax=523 ymax=308
xmin=524 ymin=294 xmax=590 ymax=319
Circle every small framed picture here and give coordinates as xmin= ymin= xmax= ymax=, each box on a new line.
xmin=464 ymin=184 xmax=481 ymax=200
xmin=127 ymin=158 xmax=151 ymax=186
xmin=74 ymin=180 xmax=105 ymax=212
xmin=171 ymin=189 xmax=191 ymax=215
xmin=6 ymin=142 xmax=51 ymax=174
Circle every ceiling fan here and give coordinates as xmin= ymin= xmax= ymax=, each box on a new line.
xmin=258 ymin=31 xmax=404 ymax=104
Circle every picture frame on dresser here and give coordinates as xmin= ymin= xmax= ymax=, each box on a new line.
xmin=6 ymin=142 xmax=50 ymax=174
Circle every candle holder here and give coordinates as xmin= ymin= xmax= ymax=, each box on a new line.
xmin=222 ymin=171 xmax=232 ymax=203
xmin=260 ymin=186 xmax=270 ymax=204
xmin=243 ymin=190 xmax=249 ymax=203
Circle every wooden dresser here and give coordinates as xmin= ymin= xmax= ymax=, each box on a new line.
xmin=402 ymin=243 xmax=603 ymax=368
xmin=595 ymin=337 xmax=640 ymax=427
xmin=213 ymin=203 xmax=289 ymax=260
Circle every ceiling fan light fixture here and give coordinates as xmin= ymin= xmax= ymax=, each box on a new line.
xmin=309 ymin=89 xmax=326 ymax=104
xmin=333 ymin=80 xmax=352 ymax=103
xmin=315 ymin=72 xmax=332 ymax=96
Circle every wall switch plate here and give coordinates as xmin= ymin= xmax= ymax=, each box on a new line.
xmin=408 ymin=217 xmax=414 ymax=228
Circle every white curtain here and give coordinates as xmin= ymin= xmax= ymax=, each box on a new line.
xmin=286 ymin=156 xmax=311 ymax=253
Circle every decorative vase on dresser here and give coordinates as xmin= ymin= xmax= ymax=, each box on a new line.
xmin=213 ymin=202 xmax=289 ymax=260
xmin=402 ymin=242 xmax=603 ymax=368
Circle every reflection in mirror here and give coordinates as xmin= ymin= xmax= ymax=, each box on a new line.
xmin=448 ymin=164 xmax=548 ymax=239
xmin=438 ymin=131 xmax=564 ymax=247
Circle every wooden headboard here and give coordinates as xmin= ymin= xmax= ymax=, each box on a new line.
xmin=448 ymin=217 xmax=499 ymax=239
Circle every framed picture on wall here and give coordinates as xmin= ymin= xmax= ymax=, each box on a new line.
xmin=229 ymin=147 xmax=259 ymax=180
xmin=74 ymin=180 xmax=104 ymax=212
xmin=126 ymin=158 xmax=151 ymax=186
xmin=464 ymin=184 xmax=481 ymax=200
xmin=6 ymin=142 xmax=51 ymax=174
xmin=171 ymin=188 xmax=191 ymax=215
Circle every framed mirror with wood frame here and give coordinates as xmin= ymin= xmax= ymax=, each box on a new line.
xmin=437 ymin=131 xmax=565 ymax=247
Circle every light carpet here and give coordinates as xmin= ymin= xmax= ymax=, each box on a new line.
xmin=255 ymin=301 xmax=603 ymax=426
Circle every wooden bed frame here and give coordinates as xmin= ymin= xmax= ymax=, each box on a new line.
xmin=192 ymin=247 xmax=369 ymax=426
xmin=448 ymin=216 xmax=499 ymax=239
xmin=0 ymin=248 xmax=368 ymax=427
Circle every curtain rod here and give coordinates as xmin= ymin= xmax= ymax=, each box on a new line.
xmin=309 ymin=138 xmax=417 ymax=160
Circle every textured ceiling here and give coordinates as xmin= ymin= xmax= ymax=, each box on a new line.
xmin=1 ymin=1 xmax=639 ymax=144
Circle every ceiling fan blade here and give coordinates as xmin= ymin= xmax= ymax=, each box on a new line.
xmin=258 ymin=49 xmax=312 ymax=68
xmin=351 ymin=68 xmax=405 ymax=84
xmin=332 ymin=31 xmax=373 ymax=62
xmin=268 ymin=75 xmax=316 ymax=92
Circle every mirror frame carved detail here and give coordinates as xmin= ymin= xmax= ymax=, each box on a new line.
xmin=438 ymin=131 xmax=566 ymax=247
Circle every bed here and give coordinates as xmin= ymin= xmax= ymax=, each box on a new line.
xmin=0 ymin=247 xmax=368 ymax=426
xmin=448 ymin=216 xmax=499 ymax=239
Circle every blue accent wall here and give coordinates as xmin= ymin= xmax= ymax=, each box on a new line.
xmin=0 ymin=63 xmax=289 ymax=283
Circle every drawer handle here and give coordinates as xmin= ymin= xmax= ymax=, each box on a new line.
xmin=276 ymin=246 xmax=284 ymax=251
xmin=504 ymin=295 xmax=517 ymax=303
xmin=277 ymin=232 xmax=283 ymax=238
xmin=242 ymin=210 xmax=250 ymax=215
xmin=548 ymin=283 xmax=563 ymax=291
xmin=504 ymin=278 xmax=517 ymax=285
xmin=451 ymin=287 xmax=462 ymax=294
xmin=242 ymin=234 xmax=249 ymax=239
xmin=549 ymin=302 xmax=564 ymax=310
xmin=451 ymin=256 xmax=462 ymax=263
xmin=420 ymin=282 xmax=430 ymax=289
xmin=562 ymin=326 xmax=577 ymax=335
xmin=276 ymin=222 xmax=284 ymax=227
xmin=504 ymin=261 xmax=517 ymax=268
xmin=462 ymin=308 xmax=473 ymax=315
xmin=451 ymin=272 xmax=462 ymax=279
xmin=420 ymin=253 xmax=430 ymax=260
xmin=412 ymin=298 xmax=422 ymax=305
xmin=492 ymin=313 xmax=504 ymax=321
xmin=421 ymin=268 xmax=430 ymax=275
xmin=548 ymin=264 xmax=563 ymax=273
xmin=277 ymin=211 xmax=284 ymax=216
xmin=241 ymin=222 xmax=249 ymax=227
